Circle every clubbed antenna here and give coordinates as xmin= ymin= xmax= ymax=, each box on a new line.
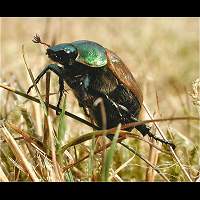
xmin=32 ymin=34 xmax=51 ymax=47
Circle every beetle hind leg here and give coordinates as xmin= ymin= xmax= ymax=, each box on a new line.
xmin=130 ymin=116 xmax=176 ymax=149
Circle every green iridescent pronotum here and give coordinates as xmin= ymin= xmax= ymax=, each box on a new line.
xmin=72 ymin=40 xmax=107 ymax=67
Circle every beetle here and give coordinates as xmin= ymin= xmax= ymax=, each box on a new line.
xmin=27 ymin=34 xmax=175 ymax=149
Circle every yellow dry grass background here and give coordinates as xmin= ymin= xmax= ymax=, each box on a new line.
xmin=0 ymin=17 xmax=199 ymax=181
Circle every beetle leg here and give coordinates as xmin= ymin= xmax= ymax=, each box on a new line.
xmin=27 ymin=64 xmax=63 ymax=94
xmin=89 ymin=89 xmax=123 ymax=118
xmin=130 ymin=116 xmax=175 ymax=149
xmin=114 ymin=103 xmax=176 ymax=149
xmin=56 ymin=77 xmax=65 ymax=115
xmin=98 ymin=96 xmax=176 ymax=149
xmin=70 ymin=74 xmax=90 ymax=105
xmin=103 ymin=95 xmax=123 ymax=117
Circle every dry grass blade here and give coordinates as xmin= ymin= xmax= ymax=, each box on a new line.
xmin=0 ymin=165 xmax=9 ymax=182
xmin=120 ymin=116 xmax=200 ymax=131
xmin=110 ymin=156 xmax=135 ymax=181
xmin=143 ymin=103 xmax=193 ymax=182
xmin=119 ymin=142 xmax=170 ymax=182
xmin=5 ymin=122 xmax=44 ymax=151
xmin=145 ymin=92 xmax=161 ymax=182
xmin=47 ymin=116 xmax=63 ymax=181
xmin=146 ymin=138 xmax=159 ymax=182
xmin=110 ymin=169 xmax=124 ymax=182
xmin=1 ymin=124 xmax=39 ymax=182
xmin=43 ymin=72 xmax=51 ymax=151
xmin=60 ymin=129 xmax=168 ymax=155
xmin=22 ymin=45 xmax=47 ymax=116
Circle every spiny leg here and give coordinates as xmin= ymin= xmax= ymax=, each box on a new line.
xmin=91 ymin=90 xmax=124 ymax=119
xmin=27 ymin=64 xmax=64 ymax=94
xmin=103 ymin=95 xmax=124 ymax=118
xmin=99 ymin=94 xmax=176 ymax=149
xmin=130 ymin=116 xmax=176 ymax=149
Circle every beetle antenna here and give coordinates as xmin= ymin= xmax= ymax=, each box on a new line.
xmin=32 ymin=34 xmax=51 ymax=47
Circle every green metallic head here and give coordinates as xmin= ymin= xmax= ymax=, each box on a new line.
xmin=46 ymin=40 xmax=107 ymax=67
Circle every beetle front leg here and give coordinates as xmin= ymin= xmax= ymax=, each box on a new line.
xmin=27 ymin=64 xmax=64 ymax=94
xmin=56 ymin=77 xmax=65 ymax=115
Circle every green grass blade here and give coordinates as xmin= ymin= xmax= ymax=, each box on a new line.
xmin=88 ymin=134 xmax=96 ymax=181
xmin=56 ymin=95 xmax=67 ymax=166
xmin=101 ymin=124 xmax=121 ymax=182
xmin=65 ymin=170 xmax=74 ymax=182
xmin=57 ymin=95 xmax=67 ymax=149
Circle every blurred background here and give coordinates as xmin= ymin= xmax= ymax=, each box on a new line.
xmin=1 ymin=17 xmax=199 ymax=181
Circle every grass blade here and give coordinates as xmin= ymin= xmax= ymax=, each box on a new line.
xmin=143 ymin=103 xmax=193 ymax=182
xmin=88 ymin=134 xmax=96 ymax=181
xmin=101 ymin=124 xmax=121 ymax=182
xmin=57 ymin=95 xmax=67 ymax=147
xmin=47 ymin=116 xmax=63 ymax=181
xmin=43 ymin=72 xmax=51 ymax=152
xmin=22 ymin=45 xmax=47 ymax=116
xmin=0 ymin=165 xmax=9 ymax=182
xmin=1 ymin=124 xmax=39 ymax=182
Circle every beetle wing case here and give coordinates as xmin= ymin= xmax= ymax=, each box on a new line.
xmin=105 ymin=49 xmax=143 ymax=106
